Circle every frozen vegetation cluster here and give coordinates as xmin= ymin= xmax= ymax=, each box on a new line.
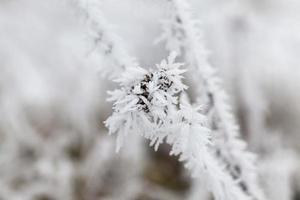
xmin=0 ymin=0 xmax=299 ymax=200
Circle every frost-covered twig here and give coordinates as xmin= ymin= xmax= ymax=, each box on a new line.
xmin=106 ymin=53 xmax=253 ymax=200
xmin=156 ymin=0 xmax=265 ymax=200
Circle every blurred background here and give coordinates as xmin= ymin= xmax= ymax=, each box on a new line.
xmin=0 ymin=0 xmax=299 ymax=199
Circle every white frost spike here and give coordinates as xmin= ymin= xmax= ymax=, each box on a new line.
xmin=105 ymin=53 xmax=187 ymax=152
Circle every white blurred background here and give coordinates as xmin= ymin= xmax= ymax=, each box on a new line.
xmin=0 ymin=0 xmax=299 ymax=199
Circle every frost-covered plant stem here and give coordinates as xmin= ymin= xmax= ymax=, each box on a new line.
xmin=157 ymin=0 xmax=266 ymax=200
xmin=106 ymin=53 xmax=253 ymax=200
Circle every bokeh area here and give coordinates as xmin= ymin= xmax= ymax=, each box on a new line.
xmin=0 ymin=0 xmax=299 ymax=200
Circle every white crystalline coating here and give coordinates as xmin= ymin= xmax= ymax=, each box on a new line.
xmin=105 ymin=52 xmax=254 ymax=200
xmin=105 ymin=53 xmax=187 ymax=151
